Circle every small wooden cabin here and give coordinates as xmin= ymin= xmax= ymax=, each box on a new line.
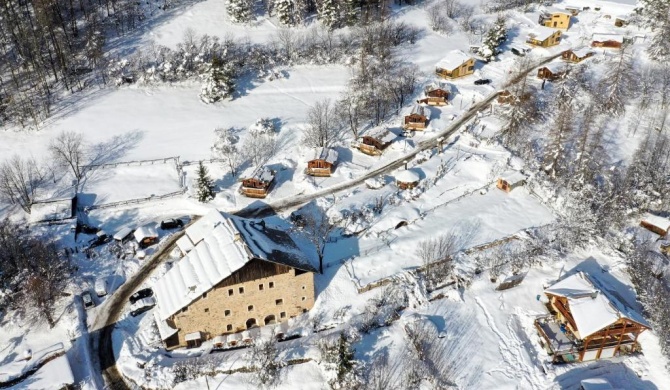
xmin=359 ymin=128 xmax=395 ymax=156
xmin=419 ymin=83 xmax=450 ymax=106
xmin=134 ymin=223 xmax=159 ymax=248
xmin=539 ymin=11 xmax=572 ymax=30
xmin=497 ymin=90 xmax=515 ymax=105
xmin=561 ymin=48 xmax=594 ymax=63
xmin=591 ymin=34 xmax=624 ymax=49
xmin=537 ymin=64 xmax=567 ymax=80
xmin=395 ymin=170 xmax=421 ymax=190
xmin=640 ymin=214 xmax=670 ymax=237
xmin=306 ymin=148 xmax=338 ymax=177
xmin=526 ymin=27 xmax=562 ymax=47
xmin=240 ymin=166 xmax=275 ymax=198
xmin=403 ymin=104 xmax=430 ymax=131
xmin=497 ymin=171 xmax=527 ymax=193
xmin=537 ymin=272 xmax=651 ymax=363
xmin=435 ymin=50 xmax=476 ymax=79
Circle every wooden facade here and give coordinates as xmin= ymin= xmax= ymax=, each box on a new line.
xmin=403 ymin=105 xmax=429 ymax=131
xmin=539 ymin=12 xmax=571 ymax=30
xmin=419 ymin=84 xmax=450 ymax=106
xmin=561 ymin=49 xmax=594 ymax=63
xmin=496 ymin=177 xmax=525 ymax=193
xmin=640 ymin=220 xmax=670 ymax=237
xmin=527 ymin=30 xmax=562 ymax=47
xmin=497 ymin=90 xmax=515 ymax=105
xmin=306 ymin=159 xmax=334 ymax=177
xmin=359 ymin=130 xmax=394 ymax=156
xmin=166 ymin=258 xmax=315 ymax=350
xmin=591 ymin=38 xmax=623 ymax=49
xmin=240 ymin=167 xmax=275 ymax=198
xmin=537 ymin=66 xmax=566 ymax=80
xmin=435 ymin=57 xmax=476 ymax=79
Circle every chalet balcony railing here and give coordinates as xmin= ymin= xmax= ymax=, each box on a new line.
xmin=552 ymin=299 xmax=577 ymax=331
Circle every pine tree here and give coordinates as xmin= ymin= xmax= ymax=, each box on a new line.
xmin=227 ymin=0 xmax=254 ymax=23
xmin=275 ymin=0 xmax=299 ymax=26
xmin=200 ymin=56 xmax=235 ymax=104
xmin=479 ymin=15 xmax=507 ymax=61
xmin=318 ymin=0 xmax=341 ymax=29
xmin=636 ymin=0 xmax=670 ymax=61
xmin=196 ymin=162 xmax=215 ymax=202
xmin=342 ymin=0 xmax=359 ymax=26
xmin=543 ymin=100 xmax=574 ymax=180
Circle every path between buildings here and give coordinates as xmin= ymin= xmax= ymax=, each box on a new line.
xmin=97 ymin=51 xmax=563 ymax=390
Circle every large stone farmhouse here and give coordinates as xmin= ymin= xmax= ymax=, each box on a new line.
xmin=154 ymin=211 xmax=317 ymax=349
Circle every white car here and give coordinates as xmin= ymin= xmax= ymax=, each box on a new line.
xmin=129 ymin=297 xmax=156 ymax=317
xmin=580 ymin=378 xmax=619 ymax=390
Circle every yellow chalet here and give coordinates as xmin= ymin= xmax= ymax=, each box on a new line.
xmin=539 ymin=10 xmax=572 ymax=30
xmin=435 ymin=50 xmax=476 ymax=79
xmin=526 ymin=26 xmax=562 ymax=48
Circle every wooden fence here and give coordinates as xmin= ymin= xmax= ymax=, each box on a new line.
xmin=78 ymin=187 xmax=187 ymax=212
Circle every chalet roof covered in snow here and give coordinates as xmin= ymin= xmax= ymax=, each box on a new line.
xmin=409 ymin=104 xmax=428 ymax=118
xmin=435 ymin=50 xmax=473 ymax=71
xmin=528 ymin=26 xmax=558 ymax=41
xmin=641 ymin=213 xmax=670 ymax=232
xmin=541 ymin=62 xmax=567 ymax=74
xmin=395 ymin=169 xmax=421 ymax=183
xmin=246 ymin=165 xmax=275 ymax=183
xmin=572 ymin=47 xmax=594 ymax=58
xmin=313 ymin=147 xmax=338 ymax=164
xmin=176 ymin=234 xmax=195 ymax=254
xmin=592 ymin=33 xmax=624 ymax=43
xmin=542 ymin=8 xmax=572 ymax=17
xmin=364 ymin=127 xmax=396 ymax=143
xmin=424 ymin=82 xmax=448 ymax=93
xmin=500 ymin=171 xmax=527 ymax=184
xmin=134 ymin=223 xmax=158 ymax=242
xmin=154 ymin=211 xmax=316 ymax=322
xmin=184 ymin=209 xmax=226 ymax=246
xmin=545 ymin=272 xmax=651 ymax=338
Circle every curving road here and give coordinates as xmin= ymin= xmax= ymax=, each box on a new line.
xmin=97 ymin=52 xmax=563 ymax=389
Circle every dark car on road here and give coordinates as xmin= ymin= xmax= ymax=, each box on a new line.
xmin=82 ymin=291 xmax=95 ymax=309
xmin=129 ymin=297 xmax=156 ymax=317
xmin=88 ymin=231 xmax=111 ymax=249
xmin=160 ymin=218 xmax=184 ymax=230
xmin=129 ymin=288 xmax=154 ymax=305
xmin=474 ymin=79 xmax=492 ymax=85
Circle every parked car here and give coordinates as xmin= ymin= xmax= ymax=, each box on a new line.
xmin=95 ymin=278 xmax=109 ymax=297
xmin=77 ymin=222 xmax=99 ymax=235
xmin=129 ymin=288 xmax=154 ymax=305
xmin=88 ymin=230 xmax=111 ymax=249
xmin=580 ymin=378 xmax=615 ymax=390
xmin=82 ymin=291 xmax=95 ymax=309
xmin=474 ymin=78 xmax=492 ymax=85
xmin=129 ymin=297 xmax=156 ymax=317
xmin=160 ymin=218 xmax=183 ymax=230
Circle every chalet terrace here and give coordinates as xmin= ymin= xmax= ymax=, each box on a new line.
xmin=535 ymin=272 xmax=651 ymax=363
xmin=306 ymin=147 xmax=338 ymax=177
xmin=240 ymin=166 xmax=275 ymax=198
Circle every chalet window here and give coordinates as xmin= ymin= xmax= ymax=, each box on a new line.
xmin=239 ymin=287 xmax=245 ymax=294
xmin=280 ymin=312 xmax=286 ymax=318
xmin=301 ymin=297 xmax=306 ymax=301
xmin=302 ymin=309 xmax=308 ymax=313
xmin=248 ymin=305 xmax=254 ymax=311
xmin=224 ymin=309 xmax=231 ymax=316
xmin=269 ymin=282 xmax=275 ymax=288
xmin=226 ymin=324 xmax=233 ymax=331
xmin=259 ymin=283 xmax=264 ymax=291
xmin=202 ymin=292 xmax=208 ymax=299
xmin=468 ymin=66 xmax=474 ymax=71
xmin=228 ymin=289 xmax=233 ymax=296
xmin=275 ymin=299 xmax=283 ymax=305
xmin=302 ymin=286 xmax=306 ymax=290
xmin=204 ymin=308 xmax=209 ymax=313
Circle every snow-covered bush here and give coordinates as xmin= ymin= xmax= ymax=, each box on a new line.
xmin=227 ymin=0 xmax=254 ymax=23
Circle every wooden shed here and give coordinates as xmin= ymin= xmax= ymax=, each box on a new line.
xmin=537 ymin=63 xmax=567 ymax=80
xmin=306 ymin=148 xmax=338 ymax=177
xmin=134 ymin=223 xmax=159 ymax=248
xmin=403 ymin=104 xmax=430 ymax=131
xmin=497 ymin=171 xmax=527 ymax=193
xmin=526 ymin=27 xmax=562 ymax=47
xmin=591 ymin=34 xmax=624 ymax=49
xmin=358 ymin=128 xmax=396 ymax=156
xmin=497 ymin=90 xmax=515 ymax=105
xmin=419 ymin=82 xmax=450 ymax=106
xmin=640 ymin=214 xmax=670 ymax=237
xmin=561 ymin=48 xmax=594 ymax=63
xmin=435 ymin=50 xmax=476 ymax=79
xmin=240 ymin=166 xmax=276 ymax=198
xmin=395 ymin=169 xmax=421 ymax=190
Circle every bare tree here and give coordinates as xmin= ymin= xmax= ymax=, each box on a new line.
xmin=212 ymin=127 xmax=243 ymax=176
xmin=364 ymin=351 xmax=403 ymax=390
xmin=303 ymin=99 xmax=343 ymax=148
xmin=246 ymin=336 xmax=283 ymax=388
xmin=416 ymin=231 xmax=459 ymax=289
xmin=243 ymin=131 xmax=277 ymax=167
xmin=49 ymin=130 xmax=87 ymax=183
xmin=300 ymin=205 xmax=338 ymax=274
xmin=0 ymin=156 xmax=45 ymax=213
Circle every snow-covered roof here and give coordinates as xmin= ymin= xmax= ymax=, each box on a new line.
xmin=545 ymin=272 xmax=651 ymax=338
xmin=592 ymin=33 xmax=624 ymax=43
xmin=541 ymin=63 xmax=566 ymax=74
xmin=134 ymin=223 xmax=158 ymax=242
xmin=542 ymin=8 xmax=571 ymax=17
xmin=500 ymin=171 xmax=527 ymax=184
xmin=313 ymin=147 xmax=338 ymax=164
xmin=572 ymin=48 xmax=594 ymax=58
xmin=580 ymin=378 xmax=617 ymax=390
xmin=364 ymin=127 xmax=396 ymax=143
xmin=154 ymin=312 xmax=178 ymax=340
xmin=395 ymin=169 xmax=421 ymax=183
xmin=154 ymin=213 xmax=316 ymax=321
xmin=528 ymin=26 xmax=559 ymax=42
xmin=113 ymin=226 xmax=134 ymax=241
xmin=641 ymin=213 xmax=670 ymax=232
xmin=185 ymin=331 xmax=202 ymax=341
xmin=409 ymin=104 xmax=428 ymax=118
xmin=176 ymin=234 xmax=195 ymax=254
xmin=424 ymin=82 xmax=448 ymax=93
xmin=184 ymin=210 xmax=226 ymax=247
xmin=247 ymin=165 xmax=275 ymax=183
xmin=436 ymin=50 xmax=473 ymax=71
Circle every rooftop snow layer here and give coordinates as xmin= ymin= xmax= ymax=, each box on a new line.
xmin=395 ymin=169 xmax=421 ymax=183
xmin=572 ymin=47 xmax=595 ymax=58
xmin=435 ymin=50 xmax=472 ymax=71
xmin=424 ymin=81 xmax=448 ymax=93
xmin=364 ymin=127 xmax=396 ymax=143
xmin=527 ymin=26 xmax=559 ymax=42
xmin=134 ymin=223 xmax=158 ymax=242
xmin=500 ymin=171 xmax=527 ymax=184
xmin=592 ymin=33 xmax=624 ymax=43
xmin=315 ymin=147 xmax=338 ymax=164
xmin=248 ymin=166 xmax=275 ymax=183
xmin=184 ymin=209 xmax=226 ymax=246
xmin=176 ymin=234 xmax=195 ymax=254
xmin=642 ymin=213 xmax=670 ymax=232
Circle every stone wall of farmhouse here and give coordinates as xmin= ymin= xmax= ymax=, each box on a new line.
xmin=171 ymin=259 xmax=315 ymax=346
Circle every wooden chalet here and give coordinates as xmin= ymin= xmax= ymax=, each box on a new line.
xmin=240 ymin=166 xmax=275 ymax=198
xmin=526 ymin=27 xmax=562 ymax=48
xmin=435 ymin=50 xmax=476 ymax=79
xmin=497 ymin=90 xmax=515 ymax=105
xmin=591 ymin=34 xmax=624 ymax=49
xmin=403 ymin=104 xmax=430 ymax=131
xmin=640 ymin=214 xmax=670 ymax=237
xmin=358 ymin=128 xmax=396 ymax=156
xmin=419 ymin=82 xmax=450 ymax=106
xmin=537 ymin=63 xmax=567 ymax=80
xmin=538 ymin=11 xmax=572 ymax=30
xmin=496 ymin=171 xmax=527 ymax=193
xmin=306 ymin=148 xmax=338 ymax=177
xmin=134 ymin=223 xmax=158 ymax=248
xmin=561 ymin=48 xmax=594 ymax=63
xmin=395 ymin=169 xmax=421 ymax=190
xmin=536 ymin=272 xmax=651 ymax=363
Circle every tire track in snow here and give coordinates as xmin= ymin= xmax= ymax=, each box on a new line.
xmin=474 ymin=297 xmax=544 ymax=390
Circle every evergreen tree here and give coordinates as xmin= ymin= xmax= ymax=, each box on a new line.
xmin=275 ymin=0 xmax=299 ymax=26
xmin=478 ymin=15 xmax=507 ymax=61
xmin=342 ymin=0 xmax=359 ymax=26
xmin=227 ymin=0 xmax=255 ymax=23
xmin=318 ymin=0 xmax=341 ymax=29
xmin=636 ymin=0 xmax=670 ymax=61
xmin=200 ymin=56 xmax=235 ymax=104
xmin=196 ymin=162 xmax=215 ymax=202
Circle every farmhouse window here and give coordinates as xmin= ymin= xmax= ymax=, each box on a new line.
xmin=228 ymin=289 xmax=234 ymax=296
xmin=226 ymin=324 xmax=233 ymax=331
xmin=280 ymin=312 xmax=286 ymax=318
xmin=276 ymin=299 xmax=283 ymax=305
xmin=248 ymin=305 xmax=254 ymax=311
xmin=225 ymin=309 xmax=231 ymax=316
xmin=239 ymin=287 xmax=245 ymax=294
xmin=269 ymin=282 xmax=275 ymax=288
xmin=204 ymin=308 xmax=209 ymax=313
xmin=259 ymin=283 xmax=264 ymax=291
